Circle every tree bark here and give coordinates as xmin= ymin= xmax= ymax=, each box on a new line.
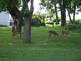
xmin=73 ymin=1 xmax=76 ymax=23
xmin=22 ymin=0 xmax=34 ymax=43
xmin=24 ymin=16 xmax=31 ymax=43
xmin=59 ymin=0 xmax=66 ymax=26
xmin=54 ymin=3 xmax=59 ymax=24
xmin=7 ymin=6 xmax=22 ymax=37
xmin=67 ymin=8 xmax=73 ymax=23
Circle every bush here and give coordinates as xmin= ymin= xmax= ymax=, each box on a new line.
xmin=41 ymin=23 xmax=45 ymax=26
xmin=66 ymin=23 xmax=81 ymax=30
xmin=45 ymin=21 xmax=54 ymax=24
xmin=0 ymin=25 xmax=7 ymax=27
xmin=31 ymin=19 xmax=41 ymax=27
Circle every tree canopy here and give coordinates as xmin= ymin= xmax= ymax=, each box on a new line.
xmin=40 ymin=0 xmax=81 ymax=25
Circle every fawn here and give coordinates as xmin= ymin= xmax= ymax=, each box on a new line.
xmin=61 ymin=30 xmax=69 ymax=36
xmin=48 ymin=30 xmax=58 ymax=37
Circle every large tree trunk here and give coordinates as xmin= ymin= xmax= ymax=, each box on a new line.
xmin=59 ymin=0 xmax=66 ymax=26
xmin=24 ymin=16 xmax=31 ymax=43
xmin=23 ymin=0 xmax=33 ymax=43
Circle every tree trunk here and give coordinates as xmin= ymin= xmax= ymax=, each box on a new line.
xmin=73 ymin=2 xmax=76 ymax=23
xmin=8 ymin=6 xmax=22 ymax=37
xmin=59 ymin=0 xmax=66 ymax=26
xmin=67 ymin=8 xmax=73 ymax=23
xmin=17 ymin=15 xmax=23 ymax=38
xmin=24 ymin=16 xmax=31 ymax=43
xmin=55 ymin=3 xmax=59 ymax=24
xmin=22 ymin=0 xmax=34 ymax=43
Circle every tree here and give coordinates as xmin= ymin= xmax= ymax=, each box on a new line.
xmin=0 ymin=0 xmax=22 ymax=36
xmin=58 ymin=0 xmax=66 ymax=26
xmin=21 ymin=0 xmax=34 ymax=43
xmin=66 ymin=0 xmax=81 ymax=23
xmin=40 ymin=0 xmax=66 ymax=26
xmin=0 ymin=0 xmax=34 ymax=43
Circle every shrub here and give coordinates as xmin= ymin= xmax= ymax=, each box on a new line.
xmin=0 ymin=25 xmax=7 ymax=27
xmin=66 ymin=23 xmax=81 ymax=30
xmin=31 ymin=19 xmax=41 ymax=27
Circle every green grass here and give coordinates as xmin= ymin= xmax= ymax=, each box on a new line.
xmin=0 ymin=27 xmax=81 ymax=61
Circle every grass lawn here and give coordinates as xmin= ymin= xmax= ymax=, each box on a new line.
xmin=0 ymin=26 xmax=81 ymax=61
